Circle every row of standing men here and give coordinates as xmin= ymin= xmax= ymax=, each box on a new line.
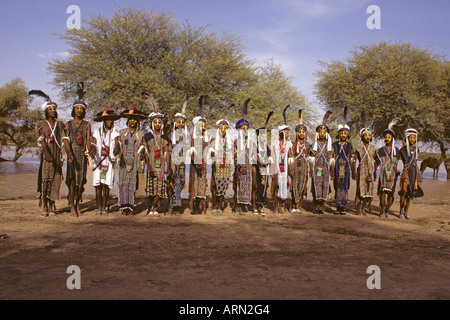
xmin=33 ymin=91 xmax=423 ymax=219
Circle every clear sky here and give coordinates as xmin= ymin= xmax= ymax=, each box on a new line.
xmin=1 ymin=0 xmax=448 ymax=113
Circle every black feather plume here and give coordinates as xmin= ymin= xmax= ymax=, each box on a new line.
xmin=361 ymin=110 xmax=368 ymax=128
xmin=224 ymin=103 xmax=234 ymax=120
xmin=283 ymin=104 xmax=290 ymax=125
xmin=28 ymin=90 xmax=51 ymax=102
xmin=243 ymin=98 xmax=250 ymax=119
xmin=322 ymin=110 xmax=332 ymax=126
xmin=264 ymin=110 xmax=274 ymax=127
xmin=198 ymin=95 xmax=205 ymax=117
xmin=343 ymin=106 xmax=348 ymax=125
xmin=299 ymin=109 xmax=303 ymax=125
xmin=181 ymin=92 xmax=189 ymax=116
xmin=76 ymin=82 xmax=86 ymax=100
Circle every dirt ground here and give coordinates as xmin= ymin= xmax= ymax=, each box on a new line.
xmin=0 ymin=176 xmax=449 ymax=302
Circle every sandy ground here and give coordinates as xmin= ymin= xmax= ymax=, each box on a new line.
xmin=0 ymin=177 xmax=449 ymax=301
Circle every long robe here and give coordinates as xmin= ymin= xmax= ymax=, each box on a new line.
xmin=190 ymin=134 xmax=209 ymax=199
xmin=170 ymin=130 xmax=189 ymax=207
xmin=65 ymin=120 xmax=89 ymax=192
xmin=37 ymin=120 xmax=65 ymax=203
xmin=235 ymin=134 xmax=254 ymax=205
xmin=118 ymin=128 xmax=144 ymax=208
xmin=355 ymin=143 xmax=377 ymax=199
xmin=333 ymin=141 xmax=353 ymax=206
xmin=271 ymin=140 xmax=292 ymax=200
xmin=292 ymin=140 xmax=310 ymax=204
xmin=92 ymin=126 xmax=120 ymax=188
xmin=213 ymin=134 xmax=233 ymax=197
xmin=144 ymin=131 xmax=170 ymax=199
xmin=376 ymin=146 xmax=399 ymax=194
xmin=398 ymin=145 xmax=422 ymax=198
xmin=310 ymin=141 xmax=333 ymax=201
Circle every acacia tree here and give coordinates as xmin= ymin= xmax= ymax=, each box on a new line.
xmin=0 ymin=78 xmax=41 ymax=162
xmin=232 ymin=59 xmax=313 ymax=131
xmin=49 ymin=7 xmax=257 ymax=124
xmin=314 ymin=41 xmax=449 ymax=158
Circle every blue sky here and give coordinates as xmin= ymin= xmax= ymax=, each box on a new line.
xmin=1 ymin=0 xmax=448 ymax=114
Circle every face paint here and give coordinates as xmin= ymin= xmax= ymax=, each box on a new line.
xmin=175 ymin=118 xmax=185 ymax=130
xmin=128 ymin=117 xmax=138 ymax=129
xmin=241 ymin=124 xmax=248 ymax=133
xmin=74 ymin=105 xmax=85 ymax=117
xmin=363 ymin=131 xmax=372 ymax=142
xmin=104 ymin=120 xmax=113 ymax=131
xmin=339 ymin=130 xmax=348 ymax=142
xmin=297 ymin=128 xmax=306 ymax=139
xmin=408 ymin=134 xmax=416 ymax=145
xmin=219 ymin=124 xmax=227 ymax=136
xmin=153 ymin=118 xmax=163 ymax=131
xmin=318 ymin=128 xmax=327 ymax=140
xmin=384 ymin=133 xmax=393 ymax=144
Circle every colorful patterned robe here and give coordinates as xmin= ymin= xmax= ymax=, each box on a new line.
xmin=118 ymin=128 xmax=145 ymax=208
xmin=332 ymin=141 xmax=353 ymax=206
xmin=144 ymin=131 xmax=169 ymax=199
xmin=234 ymin=135 xmax=254 ymax=205
xmin=292 ymin=140 xmax=310 ymax=204
xmin=398 ymin=145 xmax=422 ymax=198
xmin=354 ymin=143 xmax=377 ymax=199
xmin=65 ymin=120 xmax=89 ymax=190
xmin=213 ymin=135 xmax=233 ymax=197
xmin=37 ymin=120 xmax=66 ymax=203
xmin=310 ymin=141 xmax=333 ymax=201
xmin=376 ymin=146 xmax=399 ymax=194
xmin=190 ymin=135 xmax=209 ymax=199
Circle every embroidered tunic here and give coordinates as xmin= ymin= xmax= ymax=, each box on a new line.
xmin=332 ymin=141 xmax=353 ymax=206
xmin=310 ymin=141 xmax=333 ymax=201
xmin=398 ymin=145 xmax=421 ymax=198
xmin=170 ymin=130 xmax=189 ymax=207
xmin=213 ymin=135 xmax=233 ymax=197
xmin=144 ymin=131 xmax=169 ymax=198
xmin=271 ymin=139 xmax=292 ymax=200
xmin=37 ymin=120 xmax=66 ymax=203
xmin=65 ymin=120 xmax=89 ymax=190
xmin=190 ymin=135 xmax=209 ymax=199
xmin=292 ymin=139 xmax=310 ymax=203
xmin=355 ymin=143 xmax=377 ymax=199
xmin=92 ymin=126 xmax=120 ymax=188
xmin=235 ymin=134 xmax=254 ymax=205
xmin=376 ymin=146 xmax=399 ymax=194
xmin=118 ymin=128 xmax=144 ymax=207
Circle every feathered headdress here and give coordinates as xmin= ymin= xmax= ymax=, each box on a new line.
xmin=383 ymin=117 xmax=400 ymax=157
xmin=192 ymin=95 xmax=209 ymax=140
xmin=383 ymin=118 xmax=400 ymax=138
xmin=173 ymin=92 xmax=189 ymax=121
xmin=313 ymin=110 xmax=333 ymax=151
xmin=358 ymin=110 xmax=370 ymax=137
xmin=295 ymin=109 xmax=308 ymax=132
xmin=278 ymin=104 xmax=290 ymax=132
xmin=404 ymin=127 xmax=419 ymax=160
xmin=29 ymin=90 xmax=57 ymax=112
xmin=236 ymin=98 xmax=250 ymax=130
xmin=172 ymin=92 xmax=189 ymax=143
xmin=316 ymin=110 xmax=332 ymax=133
xmin=72 ymin=82 xmax=87 ymax=108
xmin=337 ymin=106 xmax=349 ymax=132
xmin=216 ymin=103 xmax=234 ymax=128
